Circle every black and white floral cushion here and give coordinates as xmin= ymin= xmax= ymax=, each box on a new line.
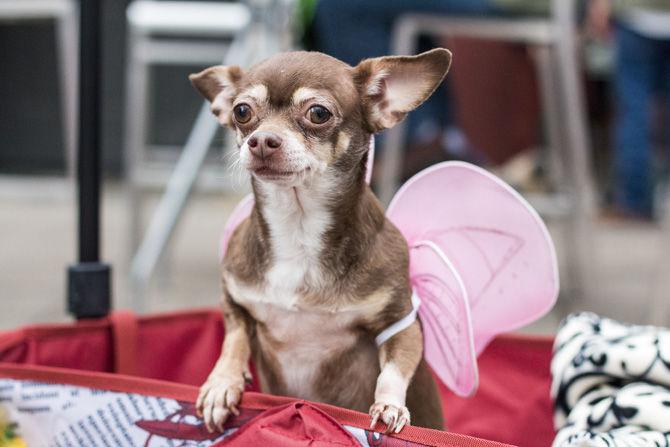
xmin=551 ymin=312 xmax=670 ymax=447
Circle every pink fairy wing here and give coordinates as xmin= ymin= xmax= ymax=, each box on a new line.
xmin=219 ymin=137 xmax=376 ymax=261
xmin=387 ymin=162 xmax=558 ymax=393
xmin=219 ymin=193 xmax=254 ymax=261
xmin=411 ymin=241 xmax=478 ymax=397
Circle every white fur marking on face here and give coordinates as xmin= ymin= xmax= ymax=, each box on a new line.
xmin=292 ymin=87 xmax=316 ymax=105
xmin=238 ymin=84 xmax=268 ymax=105
xmin=291 ymin=87 xmax=337 ymax=110
xmin=238 ymin=134 xmax=251 ymax=166
xmin=374 ymin=363 xmax=409 ymax=408
xmin=211 ymin=91 xmax=234 ymax=124
xmin=335 ymin=131 xmax=351 ymax=156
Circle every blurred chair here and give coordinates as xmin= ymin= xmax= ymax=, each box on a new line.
xmin=0 ymin=0 xmax=78 ymax=177
xmin=127 ymin=0 xmax=295 ymax=309
xmin=380 ymin=0 xmax=596 ymax=297
xmin=124 ymin=0 xmax=251 ymax=251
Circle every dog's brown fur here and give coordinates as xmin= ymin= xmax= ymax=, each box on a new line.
xmin=190 ymin=49 xmax=451 ymax=433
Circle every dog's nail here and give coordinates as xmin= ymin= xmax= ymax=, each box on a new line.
xmin=370 ymin=413 xmax=379 ymax=429
xmin=216 ymin=414 xmax=227 ymax=432
xmin=395 ymin=411 xmax=410 ymax=433
xmin=196 ymin=394 xmax=205 ymax=411
xmin=230 ymin=405 xmax=240 ymax=417
xmin=394 ymin=419 xmax=406 ymax=433
xmin=203 ymin=406 xmax=213 ymax=432
xmin=225 ymin=388 xmax=241 ymax=409
xmin=212 ymin=406 xmax=226 ymax=431
xmin=384 ymin=410 xmax=397 ymax=434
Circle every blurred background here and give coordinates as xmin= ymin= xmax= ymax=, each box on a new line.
xmin=0 ymin=0 xmax=669 ymax=332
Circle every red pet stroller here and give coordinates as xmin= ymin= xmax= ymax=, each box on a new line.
xmin=0 ymin=310 xmax=554 ymax=446
xmin=0 ymin=3 xmax=557 ymax=446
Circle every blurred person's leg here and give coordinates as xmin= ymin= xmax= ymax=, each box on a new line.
xmin=612 ymin=24 xmax=661 ymax=218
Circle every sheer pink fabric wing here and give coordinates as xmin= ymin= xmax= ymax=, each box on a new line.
xmin=387 ymin=161 xmax=558 ymax=395
xmin=410 ymin=241 xmax=478 ymax=396
xmin=219 ymin=193 xmax=254 ymax=261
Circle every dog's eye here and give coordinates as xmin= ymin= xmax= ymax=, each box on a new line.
xmin=233 ymin=103 xmax=252 ymax=124
xmin=307 ymin=105 xmax=331 ymax=124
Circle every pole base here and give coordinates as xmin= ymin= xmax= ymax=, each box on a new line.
xmin=67 ymin=262 xmax=111 ymax=319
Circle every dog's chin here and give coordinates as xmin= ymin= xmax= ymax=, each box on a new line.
xmin=249 ymin=166 xmax=312 ymax=187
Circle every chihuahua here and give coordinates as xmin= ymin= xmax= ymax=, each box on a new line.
xmin=190 ymin=48 xmax=451 ymax=434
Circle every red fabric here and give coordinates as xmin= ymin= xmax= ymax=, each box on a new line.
xmin=0 ymin=309 xmax=554 ymax=446
xmin=220 ymin=401 xmax=360 ymax=446
xmin=133 ymin=310 xmax=223 ymax=385
xmin=109 ymin=310 xmax=138 ymax=375
xmin=0 ymin=309 xmax=223 ymax=385
xmin=441 ymin=336 xmax=555 ymax=447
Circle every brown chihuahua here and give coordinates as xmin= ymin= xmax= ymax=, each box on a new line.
xmin=190 ymin=48 xmax=451 ymax=434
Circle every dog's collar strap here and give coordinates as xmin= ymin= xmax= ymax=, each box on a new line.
xmin=375 ymin=290 xmax=421 ymax=346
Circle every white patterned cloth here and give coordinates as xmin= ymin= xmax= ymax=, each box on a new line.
xmin=551 ymin=312 xmax=670 ymax=447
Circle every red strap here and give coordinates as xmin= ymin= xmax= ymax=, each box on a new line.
xmin=0 ymin=329 xmax=27 ymax=356
xmin=109 ymin=310 xmax=138 ymax=376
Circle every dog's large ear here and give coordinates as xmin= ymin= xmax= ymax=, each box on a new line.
xmin=189 ymin=65 xmax=244 ymax=126
xmin=355 ymin=48 xmax=452 ymax=132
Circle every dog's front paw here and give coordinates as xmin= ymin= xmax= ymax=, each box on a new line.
xmin=196 ymin=372 xmax=248 ymax=432
xmin=369 ymin=401 xmax=411 ymax=434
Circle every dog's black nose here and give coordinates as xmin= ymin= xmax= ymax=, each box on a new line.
xmin=248 ymin=131 xmax=283 ymax=160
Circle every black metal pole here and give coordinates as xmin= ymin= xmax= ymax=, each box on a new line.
xmin=78 ymin=0 xmax=101 ymax=263
xmin=67 ymin=0 xmax=111 ymax=319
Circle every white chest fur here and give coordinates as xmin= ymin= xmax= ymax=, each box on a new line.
xmin=258 ymin=177 xmax=332 ymax=303
xmin=226 ymin=176 xmax=344 ymax=398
